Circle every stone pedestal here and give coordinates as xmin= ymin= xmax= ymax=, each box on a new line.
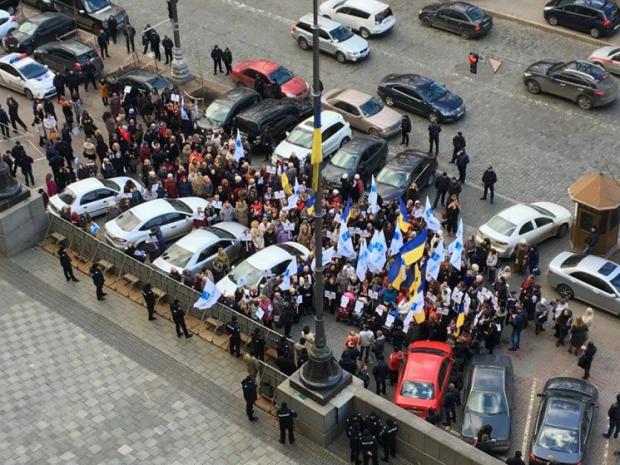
xmin=0 ymin=193 xmax=48 ymax=257
xmin=171 ymin=47 xmax=192 ymax=85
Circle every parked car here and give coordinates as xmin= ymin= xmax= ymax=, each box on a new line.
xmin=548 ymin=252 xmax=620 ymax=315
xmin=48 ymin=176 xmax=144 ymax=217
xmin=544 ymin=0 xmax=620 ymax=38
xmin=152 ymin=222 xmax=249 ymax=274
xmin=0 ymin=0 xmax=18 ymax=14
xmin=0 ymin=9 xmax=18 ymax=40
xmin=292 ymin=14 xmax=369 ymax=63
xmin=475 ymin=202 xmax=571 ymax=258
xmin=230 ymin=58 xmax=310 ymax=99
xmin=33 ymin=40 xmax=103 ymax=76
xmin=234 ymin=98 xmax=313 ymax=150
xmin=2 ymin=12 xmax=76 ymax=54
xmin=529 ymin=377 xmax=598 ymax=465
xmin=216 ymin=242 xmax=311 ymax=296
xmin=319 ymin=0 xmax=396 ymax=38
xmin=322 ymin=136 xmax=388 ymax=187
xmin=418 ymin=1 xmax=493 ymax=39
xmin=196 ymin=87 xmax=261 ymax=133
xmin=461 ymin=355 xmax=513 ymax=453
xmin=375 ymin=150 xmax=437 ymax=201
xmin=104 ymin=197 xmax=208 ymax=249
xmin=272 ymin=110 xmax=351 ymax=164
xmin=394 ymin=341 xmax=454 ymax=418
xmin=523 ymin=60 xmax=617 ymax=110
xmin=588 ymin=46 xmax=620 ymax=74
xmin=53 ymin=0 xmax=128 ymax=34
xmin=322 ymin=88 xmax=401 ymax=138
xmin=0 ymin=52 xmax=56 ymax=99
xmin=377 ymin=73 xmax=465 ymax=122
xmin=104 ymin=69 xmax=174 ymax=95
xmin=20 ymin=0 xmax=55 ymax=11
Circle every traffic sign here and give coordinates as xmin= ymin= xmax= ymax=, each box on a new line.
xmin=488 ymin=57 xmax=503 ymax=74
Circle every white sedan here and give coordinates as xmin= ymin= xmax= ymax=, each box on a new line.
xmin=104 ymin=197 xmax=208 ymax=249
xmin=48 ymin=177 xmax=144 ymax=218
xmin=216 ymin=242 xmax=310 ymax=296
xmin=476 ymin=202 xmax=571 ymax=258
xmin=0 ymin=10 xmax=18 ymax=40
xmin=152 ymin=222 xmax=249 ymax=274
xmin=0 ymin=52 xmax=56 ymax=99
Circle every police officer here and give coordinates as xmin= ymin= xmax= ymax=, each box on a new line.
xmin=97 ymin=28 xmax=110 ymax=59
xmin=400 ymin=115 xmax=411 ymax=146
xmin=142 ymin=25 xmax=151 ymax=54
xmin=150 ymin=29 xmax=161 ymax=61
xmin=365 ymin=412 xmax=383 ymax=437
xmin=123 ymin=21 xmax=136 ymax=53
xmin=348 ymin=420 xmax=362 ymax=465
xmin=360 ymin=429 xmax=379 ymax=465
xmin=82 ymin=60 xmax=97 ymax=92
xmin=241 ymin=375 xmax=258 ymax=422
xmin=373 ymin=355 xmax=389 ymax=396
xmin=211 ymin=45 xmax=223 ymax=75
xmin=226 ymin=315 xmax=241 ymax=357
xmin=380 ymin=419 xmax=398 ymax=462
xmin=223 ymin=47 xmax=233 ymax=75
xmin=277 ymin=402 xmax=297 ymax=444
xmin=428 ymin=121 xmax=441 ymax=155
xmin=250 ymin=327 xmax=266 ymax=361
xmin=58 ymin=246 xmax=79 ymax=282
xmin=170 ymin=299 xmax=192 ymax=338
xmin=162 ymin=35 xmax=174 ymax=65
xmin=90 ymin=263 xmax=106 ymax=300
xmin=142 ymin=283 xmax=156 ymax=321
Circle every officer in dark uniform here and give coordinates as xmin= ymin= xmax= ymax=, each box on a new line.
xmin=380 ymin=419 xmax=398 ymax=462
xmin=82 ymin=60 xmax=97 ymax=92
xmin=250 ymin=327 xmax=266 ymax=361
xmin=58 ymin=246 xmax=79 ymax=282
xmin=241 ymin=375 xmax=258 ymax=422
xmin=142 ymin=283 xmax=156 ymax=321
xmin=428 ymin=121 xmax=441 ymax=155
xmin=162 ymin=35 xmax=174 ymax=65
xmin=348 ymin=420 xmax=362 ymax=465
xmin=364 ymin=412 xmax=383 ymax=437
xmin=277 ymin=402 xmax=297 ymax=444
xmin=211 ymin=45 xmax=223 ymax=75
xmin=150 ymin=30 xmax=161 ymax=61
xmin=170 ymin=299 xmax=192 ymax=338
xmin=360 ymin=429 xmax=379 ymax=465
xmin=97 ymin=28 xmax=110 ymax=59
xmin=226 ymin=315 xmax=241 ymax=357
xmin=123 ymin=21 xmax=136 ymax=53
xmin=90 ymin=263 xmax=106 ymax=300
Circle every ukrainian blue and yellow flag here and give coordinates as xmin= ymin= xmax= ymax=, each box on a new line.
xmin=387 ymin=254 xmax=406 ymax=290
xmin=305 ymin=195 xmax=315 ymax=216
xmin=311 ymin=106 xmax=322 ymax=192
xmin=342 ymin=197 xmax=352 ymax=223
xmin=398 ymin=198 xmax=411 ymax=233
xmin=400 ymin=230 xmax=428 ymax=266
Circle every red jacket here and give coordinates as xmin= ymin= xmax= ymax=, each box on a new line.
xmin=388 ymin=351 xmax=403 ymax=371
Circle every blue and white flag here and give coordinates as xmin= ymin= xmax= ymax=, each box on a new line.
xmin=425 ymin=240 xmax=444 ymax=281
xmin=389 ymin=222 xmax=403 ymax=256
xmin=311 ymin=247 xmax=335 ymax=271
xmin=423 ymin=196 xmax=441 ymax=232
xmin=448 ymin=218 xmax=464 ymax=270
xmin=279 ymin=256 xmax=298 ymax=291
xmin=368 ymin=175 xmax=379 ymax=215
xmin=234 ymin=129 xmax=244 ymax=163
xmin=367 ymin=230 xmax=387 ymax=273
xmin=294 ymin=177 xmax=301 ymax=196
xmin=194 ymin=278 xmax=221 ymax=309
xmin=356 ymin=238 xmax=369 ymax=282
xmin=89 ymin=223 xmax=100 ymax=235
xmin=180 ymin=96 xmax=189 ymax=121
xmin=337 ymin=219 xmax=356 ymax=259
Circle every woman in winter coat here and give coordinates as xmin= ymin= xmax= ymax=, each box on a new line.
xmin=555 ymin=308 xmax=572 ymax=346
xmin=235 ymin=199 xmax=249 ymax=226
xmin=250 ymin=220 xmax=264 ymax=251
xmin=45 ymin=173 xmax=58 ymax=195
xmin=568 ymin=316 xmax=588 ymax=355
xmin=297 ymin=221 xmax=312 ymax=249
xmin=578 ymin=341 xmax=597 ymax=380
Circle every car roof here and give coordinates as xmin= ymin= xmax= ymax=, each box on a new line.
xmin=575 ymin=0 xmax=614 ymax=9
xmin=563 ymin=253 xmax=620 ymax=279
xmin=64 ymin=177 xmax=105 ymax=195
xmin=543 ymin=397 xmax=583 ymax=430
xmin=385 ymin=150 xmax=432 ymax=170
xmin=245 ymin=242 xmax=309 ymax=268
xmin=341 ymin=135 xmax=383 ymax=152
xmin=299 ymin=13 xmax=343 ymax=30
xmin=0 ymin=10 xmax=10 ymax=19
xmin=216 ymin=87 xmax=260 ymax=106
xmin=128 ymin=199 xmax=175 ymax=220
xmin=210 ymin=221 xmax=249 ymax=238
xmin=0 ymin=53 xmax=40 ymax=70
xmin=562 ymin=60 xmax=609 ymax=81
xmin=341 ymin=0 xmax=389 ymax=14
xmin=404 ymin=343 xmax=450 ymax=382
xmin=41 ymin=40 xmax=93 ymax=54
xmin=173 ymin=228 xmax=219 ymax=251
xmin=331 ymin=88 xmax=372 ymax=106
xmin=495 ymin=203 xmax=539 ymax=224
xmin=299 ymin=110 xmax=343 ymax=130
xmin=237 ymin=98 xmax=306 ymax=121
xmin=246 ymin=59 xmax=280 ymax=74
xmin=117 ymin=69 xmax=160 ymax=82
xmin=471 ymin=366 xmax=505 ymax=390
xmin=381 ymin=73 xmax=432 ymax=88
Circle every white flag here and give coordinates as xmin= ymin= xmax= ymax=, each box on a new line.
xmin=337 ymin=220 xmax=356 ymax=259
xmin=367 ymin=230 xmax=387 ymax=273
xmin=389 ymin=222 xmax=403 ymax=257
xmin=279 ymin=256 xmax=298 ymax=291
xmin=180 ymin=96 xmax=189 ymax=121
xmin=368 ymin=175 xmax=379 ymax=215
xmin=311 ymin=247 xmax=335 ymax=271
xmin=425 ymin=240 xmax=444 ymax=281
xmin=194 ymin=278 xmax=221 ymax=309
xmin=448 ymin=219 xmax=464 ymax=270
xmin=423 ymin=196 xmax=441 ymax=232
xmin=294 ymin=177 xmax=301 ymax=196
xmin=356 ymin=238 xmax=369 ymax=282
xmin=234 ymin=129 xmax=245 ymax=163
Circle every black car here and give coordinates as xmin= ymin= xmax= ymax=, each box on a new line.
xmin=322 ymin=136 xmax=388 ymax=188
xmin=0 ymin=0 xmax=19 ymax=13
xmin=523 ymin=60 xmax=618 ymax=110
xmin=377 ymin=74 xmax=465 ymax=123
xmin=53 ymin=0 xmax=127 ymax=34
xmin=2 ymin=12 xmax=76 ymax=54
xmin=375 ymin=150 xmax=437 ymax=201
xmin=33 ymin=40 xmax=103 ymax=76
xmin=529 ymin=377 xmax=598 ymax=465
xmin=105 ymin=69 xmax=175 ymax=95
xmin=197 ymin=87 xmax=261 ymax=133
xmin=461 ymin=355 xmax=513 ymax=453
xmin=233 ymin=98 xmax=313 ymax=149
xmin=544 ymin=0 xmax=620 ymax=38
xmin=418 ymin=1 xmax=493 ymax=39
xmin=19 ymin=0 xmax=55 ymax=11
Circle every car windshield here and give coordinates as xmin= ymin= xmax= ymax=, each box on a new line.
xmin=330 ymin=149 xmax=359 ymax=170
xmin=162 ymin=244 xmax=194 ymax=268
xmin=377 ymin=167 xmax=409 ymax=188
xmin=466 ymin=6 xmax=485 ymax=21
xmin=269 ymin=66 xmax=294 ymax=85
xmin=400 ymin=380 xmax=435 ymax=400
xmin=115 ymin=211 xmax=141 ymax=232
xmin=467 ymin=391 xmax=507 ymax=415
xmin=166 ymin=199 xmax=192 ymax=214
xmin=609 ymin=273 xmax=620 ymax=293
xmin=59 ymin=189 xmax=76 ymax=205
xmin=19 ymin=62 xmax=48 ymax=79
xmin=331 ymin=25 xmax=353 ymax=41
xmin=359 ymin=97 xmax=383 ymax=117
xmin=486 ymin=215 xmax=516 ymax=236
xmin=603 ymin=2 xmax=618 ymax=17
xmin=419 ymin=82 xmax=448 ymax=102
xmin=147 ymin=75 xmax=170 ymax=92
xmin=205 ymin=102 xmax=231 ymax=123
xmin=228 ymin=260 xmax=264 ymax=288
xmin=18 ymin=21 xmax=37 ymax=35
xmin=286 ymin=127 xmax=313 ymax=149
xmin=84 ymin=0 xmax=111 ymax=12
xmin=537 ymin=426 xmax=579 ymax=454
xmin=101 ymin=179 xmax=121 ymax=191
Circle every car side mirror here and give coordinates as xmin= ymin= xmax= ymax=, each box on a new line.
xmin=79 ymin=9 xmax=86 ymax=14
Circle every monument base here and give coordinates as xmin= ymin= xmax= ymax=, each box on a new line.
xmin=289 ymin=367 xmax=352 ymax=405
xmin=0 ymin=193 xmax=48 ymax=257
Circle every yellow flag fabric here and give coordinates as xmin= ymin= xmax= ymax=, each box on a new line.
xmin=281 ymin=173 xmax=293 ymax=196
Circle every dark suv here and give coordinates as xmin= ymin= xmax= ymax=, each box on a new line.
xmin=544 ymin=0 xmax=620 ymax=38
xmin=523 ymin=60 xmax=618 ymax=109
xmin=53 ymin=0 xmax=128 ymax=34
xmin=197 ymin=87 xmax=261 ymax=133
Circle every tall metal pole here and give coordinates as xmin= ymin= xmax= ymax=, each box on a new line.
xmin=168 ymin=0 xmax=191 ymax=84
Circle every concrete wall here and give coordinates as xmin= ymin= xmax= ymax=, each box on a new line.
xmin=0 ymin=194 xmax=48 ymax=258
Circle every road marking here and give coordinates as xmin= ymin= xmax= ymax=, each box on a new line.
xmin=603 ymin=438 xmax=610 ymax=465
xmin=522 ymin=378 xmax=538 ymax=454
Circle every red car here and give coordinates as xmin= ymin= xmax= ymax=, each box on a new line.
xmin=230 ymin=59 xmax=310 ymax=99
xmin=394 ymin=341 xmax=454 ymax=418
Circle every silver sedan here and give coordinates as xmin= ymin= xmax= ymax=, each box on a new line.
xmin=588 ymin=46 xmax=620 ymax=74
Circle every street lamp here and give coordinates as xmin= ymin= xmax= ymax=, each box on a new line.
xmin=167 ymin=0 xmax=191 ymax=84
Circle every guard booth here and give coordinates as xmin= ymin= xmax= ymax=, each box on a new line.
xmin=568 ymin=173 xmax=620 ymax=256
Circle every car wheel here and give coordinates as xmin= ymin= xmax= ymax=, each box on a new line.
xmin=421 ymin=17 xmax=431 ymax=27
xmin=577 ymin=95 xmax=593 ymax=110
xmin=335 ymin=51 xmax=346 ymax=64
xmin=368 ymin=128 xmax=380 ymax=137
xmin=24 ymin=89 xmax=33 ymax=100
xmin=525 ymin=79 xmax=541 ymax=94
xmin=298 ymin=37 xmax=309 ymax=50
xmin=429 ymin=111 xmax=440 ymax=123
xmin=460 ymin=29 xmax=472 ymax=39
xmin=547 ymin=15 xmax=558 ymax=26
xmin=556 ymin=223 xmax=569 ymax=238
xmin=360 ymin=28 xmax=370 ymax=39
xmin=590 ymin=27 xmax=600 ymax=38
xmin=340 ymin=136 xmax=350 ymax=147
xmin=556 ymin=283 xmax=574 ymax=300
xmin=384 ymin=96 xmax=394 ymax=107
